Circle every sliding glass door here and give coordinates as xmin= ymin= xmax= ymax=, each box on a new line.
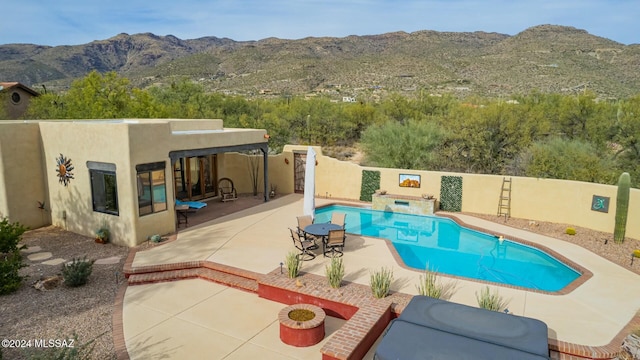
xmin=174 ymin=155 xmax=218 ymax=200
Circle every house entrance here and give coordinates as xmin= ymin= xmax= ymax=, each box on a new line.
xmin=174 ymin=155 xmax=218 ymax=200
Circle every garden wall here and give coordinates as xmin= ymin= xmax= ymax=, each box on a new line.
xmin=262 ymin=145 xmax=640 ymax=241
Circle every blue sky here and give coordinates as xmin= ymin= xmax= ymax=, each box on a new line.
xmin=2 ymin=0 xmax=637 ymax=46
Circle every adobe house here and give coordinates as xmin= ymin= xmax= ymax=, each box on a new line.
xmin=0 ymin=119 xmax=269 ymax=246
xmin=0 ymin=82 xmax=39 ymax=119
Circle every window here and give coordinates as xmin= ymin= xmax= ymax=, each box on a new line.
xmin=136 ymin=162 xmax=167 ymax=216
xmin=11 ymin=92 xmax=20 ymax=104
xmin=88 ymin=162 xmax=118 ymax=215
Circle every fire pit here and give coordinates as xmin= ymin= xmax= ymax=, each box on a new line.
xmin=278 ymin=304 xmax=326 ymax=347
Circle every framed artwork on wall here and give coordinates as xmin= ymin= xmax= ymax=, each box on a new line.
xmin=399 ymin=174 xmax=420 ymax=188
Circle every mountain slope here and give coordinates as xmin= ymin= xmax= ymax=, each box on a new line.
xmin=1 ymin=25 xmax=638 ymax=98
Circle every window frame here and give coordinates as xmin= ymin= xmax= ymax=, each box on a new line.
xmin=136 ymin=162 xmax=167 ymax=217
xmin=87 ymin=162 xmax=118 ymax=216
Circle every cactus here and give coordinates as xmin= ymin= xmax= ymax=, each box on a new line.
xmin=614 ymin=172 xmax=631 ymax=244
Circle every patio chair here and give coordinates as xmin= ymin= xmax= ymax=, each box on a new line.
xmin=218 ymin=177 xmax=237 ymax=202
xmin=324 ymin=229 xmax=346 ymax=258
xmin=331 ymin=212 xmax=346 ymax=229
xmin=297 ymin=215 xmax=320 ymax=248
xmin=290 ymin=228 xmax=316 ymax=261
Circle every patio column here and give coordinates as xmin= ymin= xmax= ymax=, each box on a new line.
xmin=262 ymin=146 xmax=269 ymax=202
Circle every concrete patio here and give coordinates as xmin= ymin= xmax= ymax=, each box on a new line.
xmin=116 ymin=194 xmax=640 ymax=359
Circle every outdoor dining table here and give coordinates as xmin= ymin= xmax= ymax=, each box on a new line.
xmin=304 ymin=223 xmax=342 ymax=253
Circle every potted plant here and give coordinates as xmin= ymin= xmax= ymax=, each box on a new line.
xmin=95 ymin=225 xmax=109 ymax=244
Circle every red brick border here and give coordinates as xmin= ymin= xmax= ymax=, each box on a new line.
xmin=114 ymin=257 xmax=635 ymax=360
xmin=279 ymin=304 xmax=326 ymax=347
xmin=114 ymin=208 xmax=636 ymax=360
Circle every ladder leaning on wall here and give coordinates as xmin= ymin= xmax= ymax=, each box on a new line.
xmin=497 ymin=177 xmax=512 ymax=220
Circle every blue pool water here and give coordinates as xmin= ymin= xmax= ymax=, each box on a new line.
xmin=315 ymin=205 xmax=580 ymax=292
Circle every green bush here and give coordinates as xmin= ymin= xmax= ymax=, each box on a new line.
xmin=0 ymin=217 xmax=28 ymax=295
xmin=284 ymin=251 xmax=302 ymax=279
xmin=0 ymin=217 xmax=28 ymax=253
xmin=416 ymin=265 xmax=443 ymax=299
xmin=325 ymin=257 xmax=345 ymax=289
xmin=565 ymin=227 xmax=576 ymax=235
xmin=62 ymin=257 xmax=95 ymax=287
xmin=476 ymin=286 xmax=509 ymax=312
xmin=370 ymin=267 xmax=393 ymax=299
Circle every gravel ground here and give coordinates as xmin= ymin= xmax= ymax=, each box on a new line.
xmin=1 ymin=216 xmax=639 ymax=360
xmin=1 ymin=226 xmax=129 ymax=360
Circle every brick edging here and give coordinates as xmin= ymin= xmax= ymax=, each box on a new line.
xmin=114 ymin=241 xmax=631 ymax=360
xmin=112 ymin=282 xmax=130 ymax=360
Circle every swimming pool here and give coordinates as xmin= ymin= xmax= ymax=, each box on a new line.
xmin=315 ymin=205 xmax=580 ymax=292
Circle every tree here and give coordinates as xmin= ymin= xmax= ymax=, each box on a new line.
xmin=360 ymin=120 xmax=447 ymax=170
xmin=611 ymin=96 xmax=640 ymax=188
xmin=519 ymin=137 xmax=616 ymax=184
xmin=441 ymin=102 xmax=538 ymax=174
xmin=63 ymin=71 xmax=133 ymax=118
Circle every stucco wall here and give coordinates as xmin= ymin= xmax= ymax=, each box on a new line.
xmin=268 ymin=146 xmax=640 ymax=240
xmin=126 ymin=122 xmax=177 ymax=245
xmin=0 ymin=122 xmax=49 ymax=228
xmin=35 ymin=119 xmax=269 ymax=246
xmin=38 ymin=121 xmax=137 ymax=246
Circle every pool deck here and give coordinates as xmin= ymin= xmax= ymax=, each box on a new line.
xmin=115 ymin=194 xmax=640 ymax=359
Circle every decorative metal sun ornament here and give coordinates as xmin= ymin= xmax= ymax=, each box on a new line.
xmin=56 ymin=153 xmax=74 ymax=186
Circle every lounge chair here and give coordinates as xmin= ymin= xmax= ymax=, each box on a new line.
xmin=176 ymin=199 xmax=207 ymax=210
xmin=218 ymin=177 xmax=237 ymax=202
xmin=297 ymin=215 xmax=319 ymax=248
xmin=324 ymin=229 xmax=346 ymax=258
xmin=289 ymin=228 xmax=316 ymax=261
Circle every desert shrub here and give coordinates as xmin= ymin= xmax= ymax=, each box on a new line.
xmin=565 ymin=227 xmax=576 ymax=235
xmin=62 ymin=257 xmax=95 ymax=287
xmin=370 ymin=267 xmax=393 ymax=299
xmin=284 ymin=251 xmax=302 ymax=279
xmin=325 ymin=257 xmax=345 ymax=288
xmin=476 ymin=286 xmax=509 ymax=312
xmin=416 ymin=266 xmax=443 ymax=299
xmin=0 ymin=217 xmax=28 ymax=253
xmin=0 ymin=217 xmax=28 ymax=295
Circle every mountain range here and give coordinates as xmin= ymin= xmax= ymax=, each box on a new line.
xmin=1 ymin=24 xmax=639 ymax=99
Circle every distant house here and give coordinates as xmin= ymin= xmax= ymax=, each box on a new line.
xmin=342 ymin=96 xmax=356 ymax=103
xmin=0 ymin=82 xmax=39 ymax=119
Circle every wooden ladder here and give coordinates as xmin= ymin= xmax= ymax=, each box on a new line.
xmin=497 ymin=177 xmax=512 ymax=220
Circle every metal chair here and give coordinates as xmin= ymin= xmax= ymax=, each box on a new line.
xmin=324 ymin=229 xmax=346 ymax=258
xmin=297 ymin=215 xmax=319 ymax=249
xmin=218 ymin=177 xmax=237 ymax=202
xmin=331 ymin=212 xmax=346 ymax=229
xmin=289 ymin=228 xmax=316 ymax=261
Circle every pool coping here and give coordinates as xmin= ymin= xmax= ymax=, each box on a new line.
xmin=315 ymin=202 xmax=593 ymax=295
